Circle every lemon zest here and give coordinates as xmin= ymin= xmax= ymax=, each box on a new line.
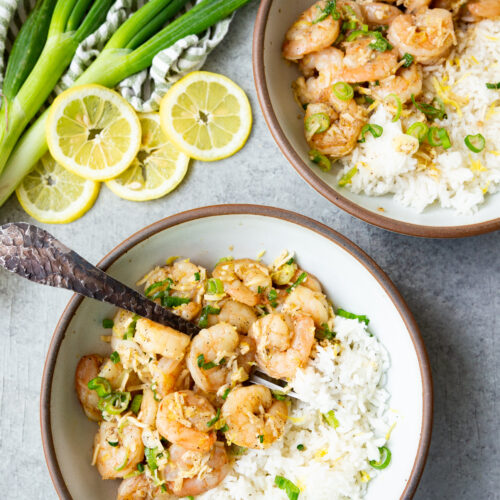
xmin=385 ymin=421 xmax=397 ymax=440
xmin=314 ymin=448 xmax=328 ymax=460
xmin=367 ymin=100 xmax=380 ymax=112
xmin=433 ymin=77 xmax=465 ymax=117
xmin=485 ymin=101 xmax=500 ymax=121
xmin=482 ymin=181 xmax=490 ymax=194
xmin=166 ymin=256 xmax=180 ymax=265
xmin=296 ymin=479 xmax=306 ymax=492
xmin=469 ymin=55 xmax=479 ymax=65
xmin=485 ymin=35 xmax=499 ymax=41
xmin=360 ymin=471 xmax=371 ymax=482
xmin=289 ymin=415 xmax=305 ymax=424
xmin=487 ymin=150 xmax=500 ymax=156
xmin=469 ymin=155 xmax=487 ymax=173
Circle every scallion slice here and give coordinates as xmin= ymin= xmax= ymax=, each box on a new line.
xmin=102 ymin=391 xmax=131 ymax=415
xmin=305 ymin=112 xmax=330 ymax=135
xmin=427 ymin=126 xmax=451 ymax=149
xmin=385 ymin=93 xmax=402 ymax=122
xmin=464 ymin=133 xmax=485 ymax=153
xmin=198 ymin=305 xmax=221 ymax=328
xmin=145 ymin=447 xmax=158 ymax=471
xmin=207 ymin=278 xmax=224 ymax=295
xmin=297 ymin=444 xmax=305 ymax=451
xmin=358 ymin=124 xmax=383 ymax=143
xmin=486 ymin=82 xmax=500 ymax=89
xmin=130 ymin=394 xmax=143 ymax=415
xmin=286 ymin=272 xmax=307 ymax=293
xmin=268 ymin=288 xmax=279 ymax=308
xmin=275 ymin=476 xmax=300 ymax=500
xmin=272 ymin=391 xmax=288 ymax=401
xmin=87 ymin=377 xmax=112 ymax=398
xmin=411 ymin=94 xmax=447 ymax=121
xmin=162 ymin=295 xmax=190 ymax=308
xmin=194 ymin=271 xmax=201 ymax=281
xmin=405 ymin=121 xmax=428 ymax=142
xmin=369 ymin=446 xmax=392 ymax=469
xmin=336 ymin=308 xmax=369 ymax=325
xmin=110 ymin=351 xmax=120 ymax=364
xmin=144 ymin=278 xmax=172 ymax=297
xmin=313 ymin=0 xmax=340 ymax=23
xmin=309 ymin=149 xmax=331 ymax=172
xmin=221 ymin=387 xmax=231 ymax=400
xmin=102 ymin=318 xmax=114 ymax=329
xmin=207 ymin=408 xmax=221 ymax=427
xmin=332 ymin=81 xmax=354 ymax=101
xmin=338 ymin=166 xmax=358 ymax=187
xmin=323 ymin=409 xmax=340 ymax=428
xmin=401 ymin=52 xmax=414 ymax=67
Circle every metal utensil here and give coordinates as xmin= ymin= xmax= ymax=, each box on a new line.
xmin=0 ymin=222 xmax=297 ymax=397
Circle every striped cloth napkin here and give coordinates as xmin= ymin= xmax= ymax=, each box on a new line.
xmin=0 ymin=0 xmax=231 ymax=112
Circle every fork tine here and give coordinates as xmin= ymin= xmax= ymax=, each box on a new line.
xmin=250 ymin=370 xmax=301 ymax=400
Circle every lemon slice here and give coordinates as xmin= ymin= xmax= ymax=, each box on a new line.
xmin=16 ymin=152 xmax=99 ymax=224
xmin=46 ymin=84 xmax=142 ymax=181
xmin=106 ymin=113 xmax=189 ymax=201
xmin=160 ymin=71 xmax=252 ymax=161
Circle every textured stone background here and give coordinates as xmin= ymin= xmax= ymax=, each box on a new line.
xmin=0 ymin=3 xmax=499 ymax=498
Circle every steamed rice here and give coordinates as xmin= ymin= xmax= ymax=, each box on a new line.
xmin=337 ymin=19 xmax=500 ymax=214
xmin=199 ymin=317 xmax=392 ymax=500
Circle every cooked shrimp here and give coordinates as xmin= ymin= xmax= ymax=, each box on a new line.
xmin=186 ymin=323 xmax=255 ymax=393
xmin=388 ymin=8 xmax=456 ymax=64
xmin=249 ymin=312 xmax=315 ymax=379
xmin=283 ymin=1 xmax=341 ymax=60
xmin=134 ymin=318 xmax=190 ymax=360
xmin=284 ymin=285 xmax=330 ymax=327
xmin=94 ymin=421 xmax=144 ymax=479
xmin=214 ymin=300 xmax=257 ymax=333
xmin=466 ymin=0 xmax=500 ymax=18
xmin=75 ymin=354 xmax=103 ymax=422
xmin=117 ymin=475 xmax=156 ymax=500
xmin=221 ymin=385 xmax=288 ymax=449
xmin=293 ymin=269 xmax=323 ymax=293
xmin=156 ymin=390 xmax=217 ymax=452
xmin=151 ymin=356 xmax=188 ymax=398
xmin=137 ymin=388 xmax=159 ymax=426
xmin=163 ymin=442 xmax=230 ymax=497
xmin=212 ymin=259 xmax=271 ymax=306
xmin=371 ymin=63 xmax=423 ymax=102
xmin=304 ymin=98 xmax=367 ymax=158
xmin=403 ymin=0 xmax=432 ymax=13
xmin=361 ymin=2 xmax=402 ymax=26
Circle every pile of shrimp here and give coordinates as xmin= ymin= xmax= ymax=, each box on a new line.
xmin=75 ymin=252 xmax=336 ymax=499
xmin=283 ymin=0 xmax=499 ymax=160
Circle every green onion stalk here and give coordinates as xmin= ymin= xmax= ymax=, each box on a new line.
xmin=0 ymin=0 xmax=253 ymax=206
xmin=0 ymin=0 xmax=116 ymax=176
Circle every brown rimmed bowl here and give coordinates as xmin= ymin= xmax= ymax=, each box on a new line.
xmin=41 ymin=204 xmax=432 ymax=499
xmin=252 ymin=0 xmax=500 ymax=238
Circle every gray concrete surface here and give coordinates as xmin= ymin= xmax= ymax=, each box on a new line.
xmin=0 ymin=3 xmax=498 ymax=499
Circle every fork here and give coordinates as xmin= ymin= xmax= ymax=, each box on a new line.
xmin=0 ymin=222 xmax=297 ymax=398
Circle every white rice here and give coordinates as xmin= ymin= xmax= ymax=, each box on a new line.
xmin=199 ymin=317 xmax=392 ymax=500
xmin=338 ymin=19 xmax=500 ymax=214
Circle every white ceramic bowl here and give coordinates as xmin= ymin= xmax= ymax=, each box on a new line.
xmin=41 ymin=205 xmax=432 ymax=499
xmin=252 ymin=0 xmax=500 ymax=237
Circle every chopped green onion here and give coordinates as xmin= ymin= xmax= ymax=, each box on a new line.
xmin=130 ymin=394 xmax=143 ymax=415
xmin=338 ymin=166 xmax=359 ymax=187
xmin=316 ymin=323 xmax=335 ymax=340
xmin=358 ymin=124 xmax=383 ymax=143
xmin=401 ymin=53 xmax=414 ymax=67
xmin=323 ymin=409 xmax=340 ymax=428
xmin=274 ymin=476 xmax=300 ymax=500
xmin=221 ymin=387 xmax=231 ymax=400
xmin=268 ymin=289 xmax=279 ymax=308
xmin=272 ymin=391 xmax=288 ymax=401
xmin=207 ymin=408 xmax=221 ymax=427
xmin=108 ymin=440 xmax=119 ymax=447
xmin=114 ymin=453 xmax=129 ymax=471
xmin=464 ymin=133 xmax=485 ymax=153
xmin=194 ymin=272 xmax=200 ymax=281
xmin=369 ymin=35 xmax=392 ymax=52
xmin=411 ymin=94 xmax=447 ymax=121
xmin=102 ymin=391 xmax=131 ymax=415
xmin=336 ymin=308 xmax=369 ymax=325
xmin=102 ymin=318 xmax=114 ymax=329
xmin=197 ymin=353 xmax=222 ymax=370
xmin=220 ymin=424 xmax=229 ymax=432
xmin=87 ymin=377 xmax=112 ymax=398
xmin=151 ymin=383 xmax=161 ymax=402
xmin=343 ymin=20 xmax=357 ymax=31
xmin=309 ymin=149 xmax=331 ymax=172
xmin=405 ymin=121 xmax=429 ymax=142
xmin=332 ymin=81 xmax=354 ymax=101
xmin=137 ymin=463 xmax=145 ymax=473
xmin=305 ymin=112 xmax=330 ymax=135
xmin=385 ymin=93 xmax=402 ymax=122
xmin=258 ymin=434 xmax=264 ymax=443
xmin=313 ymin=0 xmax=340 ymax=23
xmin=297 ymin=444 xmax=305 ymax=451
xmin=162 ymin=295 xmax=190 ymax=308
xmin=286 ymin=272 xmax=307 ymax=293
xmin=145 ymin=278 xmax=172 ymax=297
xmin=145 ymin=447 xmax=158 ymax=471
xmin=230 ymin=445 xmax=247 ymax=456
xmin=110 ymin=351 xmax=120 ymax=364
xmin=123 ymin=314 xmax=140 ymax=340
xmin=160 ymin=485 xmax=167 ymax=493
xmin=427 ymin=126 xmax=451 ymax=149
xmin=186 ymin=497 xmax=194 ymax=500
xmin=207 ymin=278 xmax=225 ymax=295
xmin=286 ymin=258 xmax=295 ymax=265
xmin=216 ymin=256 xmax=233 ymax=266
xmin=198 ymin=305 xmax=221 ymax=328
xmin=369 ymin=446 xmax=392 ymax=470
xmin=486 ymin=82 xmax=500 ymax=89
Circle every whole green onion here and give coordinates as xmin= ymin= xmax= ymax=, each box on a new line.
xmin=405 ymin=122 xmax=429 ymax=142
xmin=332 ymin=81 xmax=354 ymax=101
xmin=369 ymin=446 xmax=392 ymax=470
xmin=385 ymin=93 xmax=402 ymax=122
xmin=309 ymin=149 xmax=331 ymax=172
xmin=87 ymin=377 xmax=112 ymax=398
xmin=338 ymin=166 xmax=358 ymax=187
xmin=305 ymin=113 xmax=330 ymax=135
xmin=0 ymin=0 xmax=253 ymax=206
xmin=464 ymin=133 xmax=485 ymax=153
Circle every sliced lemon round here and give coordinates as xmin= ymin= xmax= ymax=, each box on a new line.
xmin=46 ymin=84 xmax=142 ymax=181
xmin=160 ymin=71 xmax=252 ymax=161
xmin=105 ymin=113 xmax=189 ymax=201
xmin=16 ymin=152 xmax=100 ymax=224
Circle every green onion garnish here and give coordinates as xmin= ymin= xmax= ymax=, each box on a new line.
xmin=401 ymin=53 xmax=414 ymax=67
xmin=369 ymin=446 xmax=392 ymax=470
xmin=102 ymin=318 xmax=114 ymax=329
xmin=405 ymin=121 xmax=429 ymax=142
xmin=220 ymin=423 xmax=229 ymax=432
xmin=123 ymin=315 xmax=139 ymax=340
xmin=268 ymin=289 xmax=279 ymax=308
xmin=144 ymin=278 xmax=172 ymax=297
xmin=114 ymin=453 xmax=129 ymax=471
xmin=385 ymin=93 xmax=402 ymax=122
xmin=323 ymin=410 xmax=340 ymax=428
xmin=297 ymin=444 xmax=305 ymax=451
xmin=197 ymin=353 xmax=223 ymax=370
xmin=87 ymin=377 xmax=112 ymax=398
xmin=198 ymin=305 xmax=221 ymax=328
xmin=427 ymin=126 xmax=451 ymax=149
xmin=332 ymin=81 xmax=354 ymax=101
xmin=207 ymin=408 xmax=221 ymax=427
xmin=130 ymin=394 xmax=143 ymax=415
xmin=194 ymin=272 xmax=200 ymax=281
xmin=358 ymin=123 xmax=383 ymax=143
xmin=207 ymin=278 xmax=225 ymax=295
xmin=221 ymin=387 xmax=231 ymax=400
xmin=275 ymin=476 xmax=300 ymax=500
xmin=101 ymin=391 xmax=131 ymax=415
xmin=151 ymin=383 xmax=161 ymax=402
xmin=316 ymin=323 xmax=335 ymax=340
xmin=305 ymin=112 xmax=330 ymax=135
xmin=411 ymin=94 xmax=447 ymax=121
xmin=145 ymin=447 xmax=158 ymax=471
xmin=137 ymin=463 xmax=144 ymax=473
xmin=308 ymin=149 xmax=331 ymax=172
xmin=338 ymin=166 xmax=358 ymax=187
xmin=272 ymin=391 xmax=288 ymax=401
xmin=286 ymin=272 xmax=307 ymax=293
xmin=258 ymin=434 xmax=264 ymax=443
xmin=464 ymin=133 xmax=485 ymax=153
xmin=286 ymin=257 xmax=295 ymax=265
xmin=368 ymin=34 xmax=392 ymax=52
xmin=162 ymin=295 xmax=191 ymax=308
xmin=108 ymin=440 xmax=119 ymax=447
xmin=336 ymin=308 xmax=370 ymax=325
xmin=110 ymin=351 xmax=120 ymax=364
xmin=313 ymin=0 xmax=340 ymax=23
xmin=486 ymin=82 xmax=500 ymax=89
